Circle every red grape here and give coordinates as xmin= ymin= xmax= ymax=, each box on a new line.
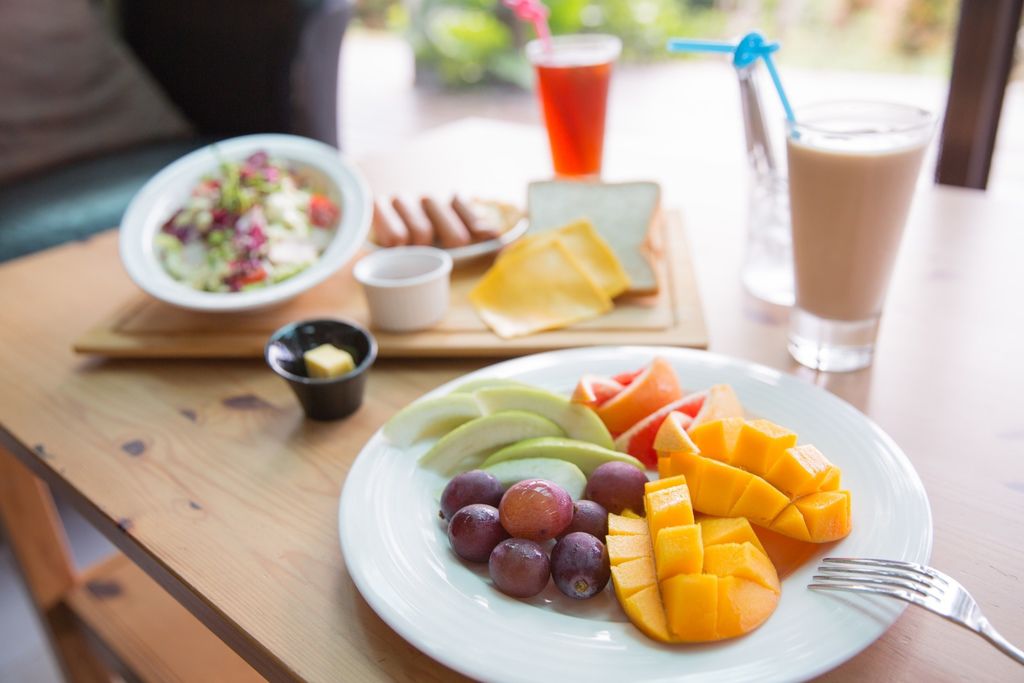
xmin=441 ymin=470 xmax=504 ymax=520
xmin=499 ymin=479 xmax=573 ymax=541
xmin=447 ymin=504 xmax=509 ymax=563
xmin=585 ymin=462 xmax=647 ymax=514
xmin=558 ymin=499 xmax=609 ymax=540
xmin=550 ymin=532 xmax=611 ymax=599
xmin=489 ymin=538 xmax=550 ymax=598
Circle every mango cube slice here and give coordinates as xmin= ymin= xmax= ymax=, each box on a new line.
xmin=661 ymin=573 xmax=720 ymax=642
xmin=622 ymin=585 xmax=671 ymax=643
xmin=645 ymin=485 xmax=695 ymax=538
xmin=667 ymin=451 xmax=704 ymax=501
xmin=693 ymin=458 xmax=751 ymax=517
xmin=657 ymin=454 xmax=672 ymax=480
xmin=729 ymin=476 xmax=790 ymax=525
xmin=610 ymin=556 xmax=657 ymax=599
xmin=607 ymin=534 xmax=653 ymax=565
xmin=766 ymin=444 xmax=835 ymax=498
xmin=303 ymin=344 xmax=356 ymax=378
xmin=819 ymin=466 xmax=842 ymax=491
xmin=794 ymin=490 xmax=851 ymax=542
xmin=654 ymin=524 xmax=703 ymax=581
xmin=731 ymin=419 xmax=797 ymax=475
xmin=689 ymin=417 xmax=744 ymax=463
xmin=703 ymin=542 xmax=781 ymax=593
xmin=769 ymin=505 xmax=811 ymax=542
xmin=697 ymin=516 xmax=767 ymax=556
xmin=645 ymin=474 xmax=687 ymax=494
xmin=608 ymin=513 xmax=648 ymax=536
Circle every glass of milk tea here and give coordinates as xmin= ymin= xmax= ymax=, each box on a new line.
xmin=786 ymin=102 xmax=936 ymax=372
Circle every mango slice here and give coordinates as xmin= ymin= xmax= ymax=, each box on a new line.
xmin=655 ymin=416 xmax=852 ymax=543
xmin=608 ymin=513 xmax=648 ymax=536
xmin=688 ymin=417 xmax=744 ymax=464
xmin=610 ymin=556 xmax=658 ymax=599
xmin=696 ymin=516 xmax=767 ymax=556
xmin=608 ymin=477 xmax=781 ymax=643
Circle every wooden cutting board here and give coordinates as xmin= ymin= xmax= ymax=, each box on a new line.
xmin=73 ymin=210 xmax=706 ymax=358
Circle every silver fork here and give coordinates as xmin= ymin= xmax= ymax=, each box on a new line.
xmin=809 ymin=557 xmax=1024 ymax=665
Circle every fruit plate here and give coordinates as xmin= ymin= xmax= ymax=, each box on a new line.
xmin=338 ymin=347 xmax=932 ymax=683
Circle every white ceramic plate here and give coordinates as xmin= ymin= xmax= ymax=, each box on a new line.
xmin=339 ymin=347 xmax=931 ymax=683
xmin=120 ymin=134 xmax=372 ymax=312
xmin=444 ymin=217 xmax=528 ymax=265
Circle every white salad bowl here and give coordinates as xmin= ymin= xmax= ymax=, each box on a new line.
xmin=119 ymin=134 xmax=372 ymax=312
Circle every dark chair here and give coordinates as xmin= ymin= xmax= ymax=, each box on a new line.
xmin=0 ymin=0 xmax=352 ymax=262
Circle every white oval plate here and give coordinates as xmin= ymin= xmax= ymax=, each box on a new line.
xmin=339 ymin=347 xmax=931 ymax=683
xmin=120 ymin=134 xmax=372 ymax=312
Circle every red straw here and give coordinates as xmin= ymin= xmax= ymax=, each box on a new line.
xmin=503 ymin=0 xmax=552 ymax=51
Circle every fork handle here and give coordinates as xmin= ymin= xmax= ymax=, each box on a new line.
xmin=977 ymin=617 xmax=1024 ymax=666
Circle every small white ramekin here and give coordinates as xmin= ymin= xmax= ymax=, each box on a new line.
xmin=353 ymin=246 xmax=453 ymax=332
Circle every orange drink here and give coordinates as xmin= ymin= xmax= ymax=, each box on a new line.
xmin=526 ymin=34 xmax=621 ymax=177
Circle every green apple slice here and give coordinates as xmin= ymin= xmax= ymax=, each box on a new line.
xmin=481 ymin=437 xmax=644 ymax=476
xmin=474 ymin=386 xmax=614 ymax=449
xmin=382 ymin=394 xmax=481 ymax=448
xmin=449 ymin=378 xmax=530 ymax=394
xmin=419 ymin=411 xmax=564 ymax=475
xmin=482 ymin=458 xmax=587 ymax=500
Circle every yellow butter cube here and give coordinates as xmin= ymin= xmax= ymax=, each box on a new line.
xmin=303 ymin=344 xmax=356 ymax=379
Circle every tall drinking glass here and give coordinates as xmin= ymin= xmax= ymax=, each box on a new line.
xmin=786 ymin=102 xmax=935 ymax=372
xmin=526 ymin=34 xmax=621 ymax=177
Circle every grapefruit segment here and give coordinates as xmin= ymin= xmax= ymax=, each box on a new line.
xmin=689 ymin=384 xmax=745 ymax=430
xmin=596 ymin=358 xmax=683 ymax=436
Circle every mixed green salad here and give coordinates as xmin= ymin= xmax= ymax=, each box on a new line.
xmin=156 ymin=151 xmax=340 ymax=292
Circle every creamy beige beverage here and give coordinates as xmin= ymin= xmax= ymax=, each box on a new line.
xmin=785 ymin=102 xmax=935 ymax=372
xmin=787 ymin=136 xmax=927 ymax=321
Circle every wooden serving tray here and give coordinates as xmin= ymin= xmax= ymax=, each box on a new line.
xmin=73 ymin=210 xmax=706 ymax=359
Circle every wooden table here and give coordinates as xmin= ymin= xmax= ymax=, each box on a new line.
xmin=1 ymin=119 xmax=1022 ymax=682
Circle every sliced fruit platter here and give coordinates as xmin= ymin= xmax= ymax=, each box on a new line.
xmin=339 ymin=347 xmax=931 ymax=683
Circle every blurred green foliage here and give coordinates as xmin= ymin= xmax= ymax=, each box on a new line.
xmin=360 ymin=0 xmax=958 ymax=88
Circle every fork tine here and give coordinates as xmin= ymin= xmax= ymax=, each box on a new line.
xmin=808 ymin=581 xmax=925 ymax=607
xmin=815 ymin=566 xmax=944 ymax=597
xmin=812 ymin=573 xmax=937 ymax=598
xmin=822 ymin=558 xmax=949 ymax=586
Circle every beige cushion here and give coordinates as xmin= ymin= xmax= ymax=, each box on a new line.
xmin=0 ymin=0 xmax=191 ymax=184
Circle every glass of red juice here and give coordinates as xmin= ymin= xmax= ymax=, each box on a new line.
xmin=526 ymin=34 xmax=622 ymax=177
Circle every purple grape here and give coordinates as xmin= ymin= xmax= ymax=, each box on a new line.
xmin=559 ymin=500 xmax=609 ymax=540
xmin=551 ymin=532 xmax=611 ymax=599
xmin=585 ymin=462 xmax=647 ymax=515
xmin=499 ymin=479 xmax=573 ymax=542
xmin=489 ymin=538 xmax=550 ymax=598
xmin=440 ymin=470 xmax=504 ymax=521
xmin=447 ymin=504 xmax=509 ymax=563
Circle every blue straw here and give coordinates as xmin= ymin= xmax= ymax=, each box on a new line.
xmin=667 ymin=31 xmax=796 ymax=124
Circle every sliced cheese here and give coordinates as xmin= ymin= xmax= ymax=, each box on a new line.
xmin=501 ymin=219 xmax=630 ymax=299
xmin=469 ymin=240 xmax=612 ymax=338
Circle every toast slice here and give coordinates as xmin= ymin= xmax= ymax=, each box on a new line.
xmin=527 ymin=180 xmax=661 ymax=295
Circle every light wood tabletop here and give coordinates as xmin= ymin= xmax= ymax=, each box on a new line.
xmin=1 ymin=119 xmax=1022 ymax=682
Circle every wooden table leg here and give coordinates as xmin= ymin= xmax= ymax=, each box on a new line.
xmin=0 ymin=446 xmax=110 ymax=683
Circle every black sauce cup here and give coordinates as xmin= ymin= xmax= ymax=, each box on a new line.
xmin=265 ymin=319 xmax=378 ymax=421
